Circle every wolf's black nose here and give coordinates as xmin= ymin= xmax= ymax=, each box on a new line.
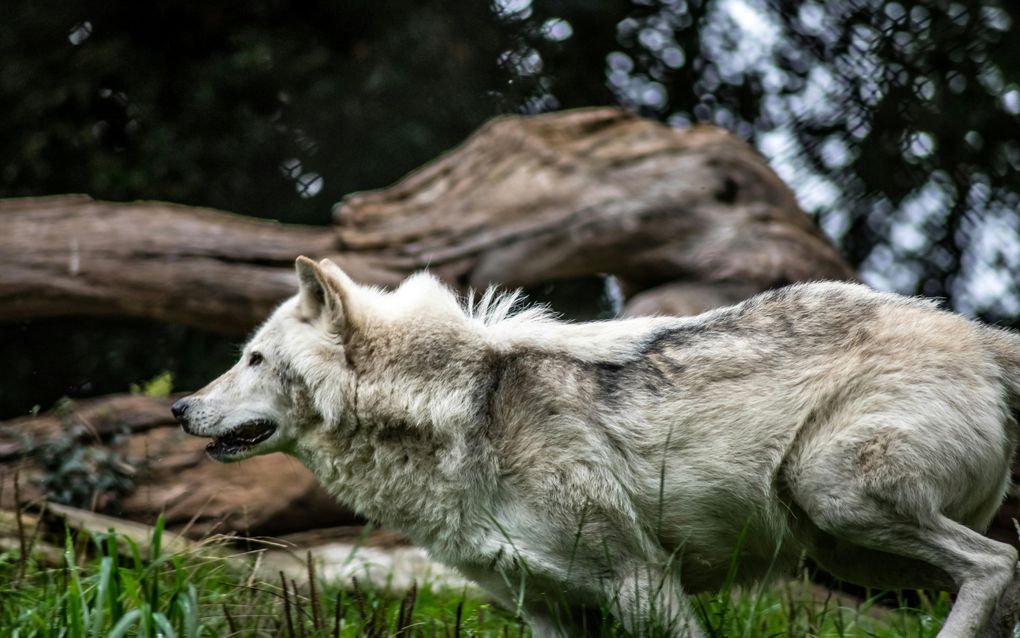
xmin=171 ymin=398 xmax=190 ymax=421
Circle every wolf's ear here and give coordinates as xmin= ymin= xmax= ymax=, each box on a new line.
xmin=294 ymin=256 xmax=353 ymax=332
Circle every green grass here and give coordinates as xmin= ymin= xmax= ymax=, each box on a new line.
xmin=1 ymin=516 xmax=525 ymax=638
xmin=0 ymin=516 xmax=951 ymax=637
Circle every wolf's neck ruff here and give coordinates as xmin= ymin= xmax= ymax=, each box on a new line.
xmin=294 ymin=314 xmax=504 ymax=551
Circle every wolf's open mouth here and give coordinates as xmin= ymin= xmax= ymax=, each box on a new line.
xmin=206 ymin=419 xmax=277 ymax=460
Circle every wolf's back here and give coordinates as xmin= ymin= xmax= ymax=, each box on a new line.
xmin=981 ymin=325 xmax=1020 ymax=410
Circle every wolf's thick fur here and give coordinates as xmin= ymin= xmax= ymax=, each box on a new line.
xmin=176 ymin=257 xmax=1020 ymax=637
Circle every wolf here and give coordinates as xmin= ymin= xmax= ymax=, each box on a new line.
xmin=173 ymin=256 xmax=1020 ymax=637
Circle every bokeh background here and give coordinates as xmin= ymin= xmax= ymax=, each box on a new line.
xmin=2 ymin=0 xmax=1019 ymax=417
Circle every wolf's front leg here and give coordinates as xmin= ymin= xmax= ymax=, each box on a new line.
xmin=604 ymin=563 xmax=705 ymax=638
xmin=456 ymin=563 xmax=595 ymax=637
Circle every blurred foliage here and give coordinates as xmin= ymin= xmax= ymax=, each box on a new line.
xmin=0 ymin=0 xmax=533 ymax=223
xmin=507 ymin=0 xmax=1020 ymax=319
xmin=128 ymin=370 xmax=173 ymax=398
xmin=28 ymin=399 xmax=141 ymax=512
xmin=1 ymin=0 xmax=1018 ymax=417
xmin=764 ymin=1 xmax=1020 ymax=320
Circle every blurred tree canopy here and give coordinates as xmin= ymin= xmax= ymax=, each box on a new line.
xmin=0 ymin=0 xmax=538 ymax=224
xmin=2 ymin=0 xmax=1018 ymax=417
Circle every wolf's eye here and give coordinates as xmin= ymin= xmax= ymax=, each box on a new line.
xmin=248 ymin=351 xmax=264 ymax=367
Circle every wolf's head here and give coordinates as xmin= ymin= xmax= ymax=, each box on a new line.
xmin=171 ymin=256 xmax=364 ymax=462
xmin=173 ymin=254 xmax=559 ymax=471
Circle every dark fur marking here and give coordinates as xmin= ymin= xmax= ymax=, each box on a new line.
xmin=488 ymin=546 xmax=506 ymax=570
xmin=637 ymin=358 xmax=677 ymax=396
xmin=715 ymin=176 xmax=740 ymax=203
xmin=637 ymin=323 xmax=713 ymax=357
xmin=480 ymin=351 xmax=509 ymax=434
xmin=595 ymin=361 xmax=627 ymax=401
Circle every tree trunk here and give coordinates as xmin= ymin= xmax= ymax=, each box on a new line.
xmin=1 ymin=108 xmax=854 ymax=335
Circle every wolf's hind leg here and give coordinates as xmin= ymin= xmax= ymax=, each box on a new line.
xmin=793 ymin=486 xmax=1017 ymax=637
xmin=604 ymin=563 xmax=705 ymax=638
xmin=802 ymin=528 xmax=956 ymax=591
xmin=979 ymin=561 xmax=1020 ymax=638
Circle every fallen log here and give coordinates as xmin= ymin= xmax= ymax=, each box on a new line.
xmin=0 ymin=196 xmax=337 ymax=334
xmin=0 ymin=108 xmax=854 ymax=334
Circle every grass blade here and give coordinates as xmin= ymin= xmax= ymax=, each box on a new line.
xmin=88 ymin=555 xmax=113 ymax=638
xmin=64 ymin=526 xmax=89 ymax=636
xmin=152 ymin=611 xmax=177 ymax=638
xmin=107 ymin=609 xmax=142 ymax=638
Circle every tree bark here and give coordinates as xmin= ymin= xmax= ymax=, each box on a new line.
xmin=1 ymin=108 xmax=854 ymax=335
xmin=334 ymin=108 xmax=855 ymax=295
xmin=0 ymin=196 xmax=337 ymax=334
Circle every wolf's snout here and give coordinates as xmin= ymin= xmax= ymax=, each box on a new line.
xmin=171 ymin=397 xmax=189 ymax=419
xmin=171 ymin=397 xmax=191 ymax=430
